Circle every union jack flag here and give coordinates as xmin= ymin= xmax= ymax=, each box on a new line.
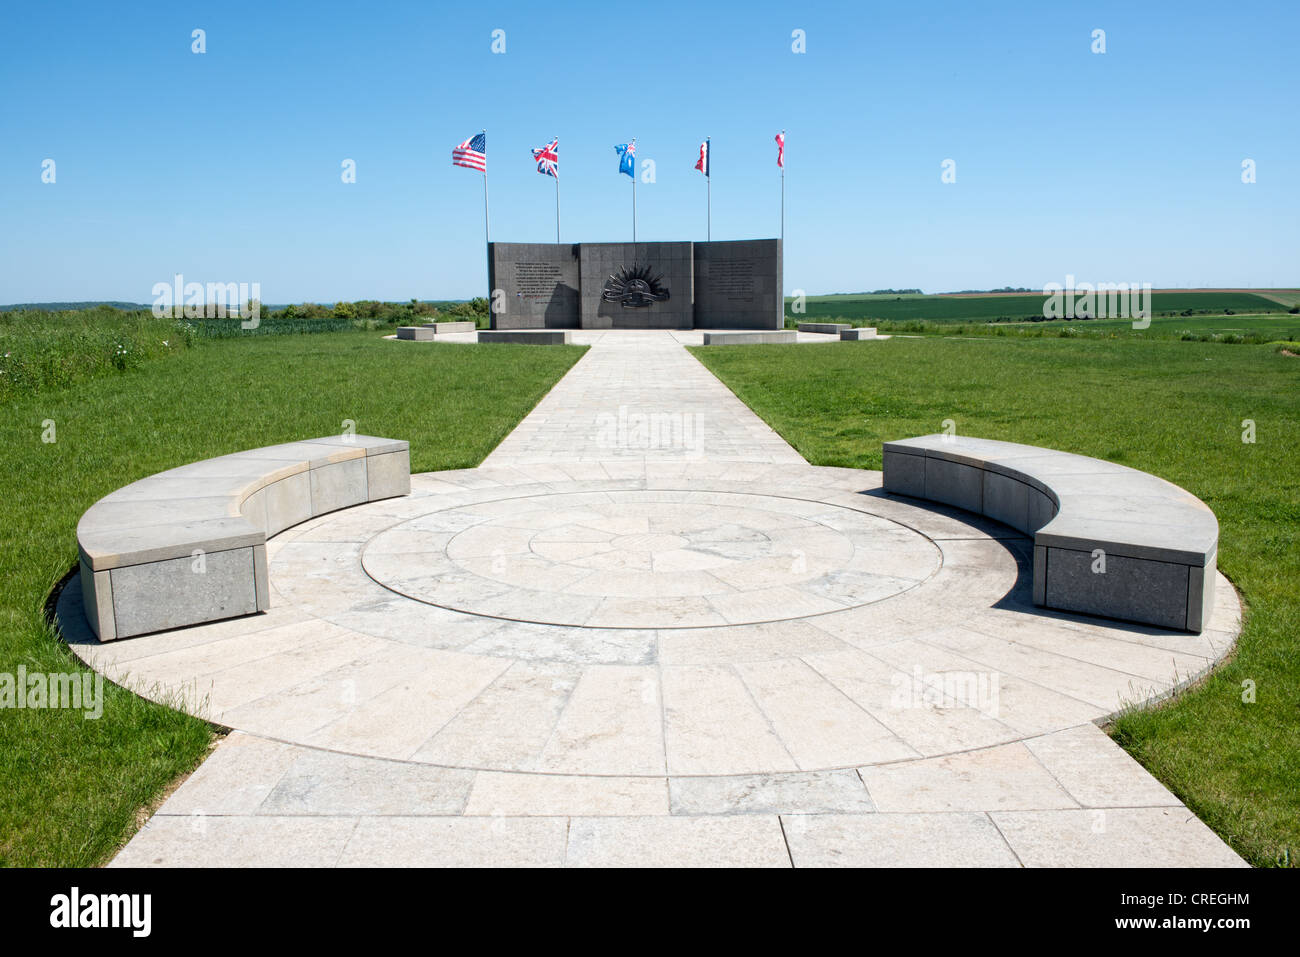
xmin=532 ymin=138 xmax=558 ymax=178
xmin=453 ymin=132 xmax=486 ymax=172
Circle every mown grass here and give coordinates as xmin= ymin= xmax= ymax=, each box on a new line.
xmin=0 ymin=330 xmax=585 ymax=866
xmin=846 ymin=313 xmax=1300 ymax=344
xmin=786 ymin=291 xmax=1290 ymax=324
xmin=690 ymin=336 xmax=1300 ymax=867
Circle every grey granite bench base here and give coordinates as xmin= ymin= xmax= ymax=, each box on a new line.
xmin=701 ymin=331 xmax=797 ymax=345
xmin=77 ymin=435 xmax=411 ymax=641
xmin=424 ymin=321 xmax=476 ymax=334
xmin=479 ymin=330 xmax=572 ymax=344
xmin=840 ymin=327 xmax=878 ymax=340
xmin=882 ymin=435 xmax=1218 ymax=632
xmin=797 ymin=322 xmax=849 ymax=335
xmin=396 ymin=326 xmax=434 ymax=340
xmin=397 ymin=322 xmax=479 ymax=340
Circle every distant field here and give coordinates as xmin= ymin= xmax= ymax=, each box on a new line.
xmin=788 ymin=291 xmax=1293 ymax=324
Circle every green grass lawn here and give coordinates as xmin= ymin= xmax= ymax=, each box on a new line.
xmin=690 ymin=336 xmax=1300 ymax=867
xmin=0 ymin=330 xmax=585 ymax=866
xmin=863 ymin=313 xmax=1300 ymax=343
xmin=789 ymin=290 xmax=1291 ymax=324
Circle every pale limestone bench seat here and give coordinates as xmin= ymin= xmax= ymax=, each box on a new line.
xmin=882 ymin=435 xmax=1218 ymax=632
xmin=77 ymin=435 xmax=410 ymax=641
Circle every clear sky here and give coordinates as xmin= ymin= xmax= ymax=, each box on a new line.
xmin=1 ymin=0 xmax=1296 ymax=303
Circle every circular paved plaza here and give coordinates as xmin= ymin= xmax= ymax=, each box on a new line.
xmin=63 ymin=332 xmax=1246 ymax=867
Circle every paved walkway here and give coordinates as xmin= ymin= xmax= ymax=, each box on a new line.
xmin=64 ymin=331 xmax=1245 ymax=867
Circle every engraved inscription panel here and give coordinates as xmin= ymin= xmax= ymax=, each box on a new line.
xmin=711 ymin=259 xmax=756 ymax=303
xmin=514 ymin=261 xmax=564 ymax=300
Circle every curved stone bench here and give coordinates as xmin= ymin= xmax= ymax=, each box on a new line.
xmin=882 ymin=435 xmax=1218 ymax=632
xmin=77 ymin=435 xmax=410 ymax=641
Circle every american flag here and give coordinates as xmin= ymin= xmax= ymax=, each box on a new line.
xmin=453 ymin=132 xmax=487 ymax=172
xmin=532 ymin=138 xmax=558 ymax=178
xmin=775 ymin=131 xmax=785 ymax=168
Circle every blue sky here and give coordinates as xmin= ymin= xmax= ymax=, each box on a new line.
xmin=1 ymin=0 xmax=1296 ymax=302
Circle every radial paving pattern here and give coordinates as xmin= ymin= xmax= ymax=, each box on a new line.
xmin=62 ymin=330 xmax=1247 ymax=867
xmin=362 ymin=489 xmax=939 ymax=628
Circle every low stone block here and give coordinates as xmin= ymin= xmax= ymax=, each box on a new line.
xmin=253 ymin=543 xmax=270 ymax=612
xmin=701 ymin=331 xmax=797 ymax=345
xmin=396 ymin=326 xmax=435 ymax=341
xmin=110 ymin=546 xmax=259 ymax=638
xmin=797 ymin=322 xmax=848 ymax=334
xmin=839 ymin=327 xmax=879 ymax=340
xmin=923 ymin=457 xmax=983 ymax=513
xmin=983 ymin=471 xmax=1029 ymax=533
xmin=263 ymin=472 xmax=313 ymax=536
xmin=1044 ymin=546 xmax=1190 ymax=631
xmin=310 ymin=458 xmax=368 ymax=516
xmin=1187 ymin=550 xmax=1216 ymax=633
xmin=79 ymin=560 xmax=116 ymax=641
xmin=367 ymin=449 xmax=411 ymax=502
xmin=1032 ymin=545 xmax=1048 ymax=606
xmin=422 ymin=321 xmax=477 ymax=334
xmin=882 ymin=448 xmax=926 ymax=498
xmin=1027 ymin=487 xmax=1057 ymax=533
xmin=478 ymin=330 xmax=572 ymax=345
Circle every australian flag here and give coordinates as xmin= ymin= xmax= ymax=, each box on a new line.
xmin=615 ymin=139 xmax=636 ymax=178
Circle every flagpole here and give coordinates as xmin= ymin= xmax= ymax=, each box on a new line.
xmin=482 ymin=129 xmax=490 ymax=245
xmin=706 ymin=137 xmax=711 ymax=244
xmin=779 ymin=129 xmax=785 ymax=245
xmin=632 ymin=140 xmax=637 ymax=244
xmin=555 ymin=173 xmax=561 ymax=243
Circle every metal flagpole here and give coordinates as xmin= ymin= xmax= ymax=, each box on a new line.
xmin=706 ymin=137 xmax=711 ymax=243
xmin=779 ymin=129 xmax=785 ymax=245
xmin=632 ymin=143 xmax=637 ymax=243
xmin=555 ymin=171 xmax=561 ymax=243
xmin=482 ymin=130 xmax=490 ymax=244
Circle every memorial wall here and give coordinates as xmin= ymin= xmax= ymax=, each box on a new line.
xmin=487 ymin=239 xmax=782 ymax=330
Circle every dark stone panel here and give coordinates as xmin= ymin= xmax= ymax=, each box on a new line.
xmin=693 ymin=239 xmax=783 ymax=329
xmin=581 ymin=242 xmax=694 ymax=329
xmin=487 ymin=239 xmax=781 ymax=329
xmin=488 ymin=242 xmax=581 ymax=330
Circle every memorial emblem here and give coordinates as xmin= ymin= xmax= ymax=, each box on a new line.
xmin=601 ymin=264 xmax=670 ymax=308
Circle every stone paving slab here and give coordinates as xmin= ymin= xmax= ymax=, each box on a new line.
xmin=60 ymin=330 xmax=1243 ymax=868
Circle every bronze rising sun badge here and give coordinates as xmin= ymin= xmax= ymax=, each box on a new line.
xmin=600 ymin=263 xmax=670 ymax=308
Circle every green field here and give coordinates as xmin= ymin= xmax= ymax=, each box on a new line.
xmin=868 ymin=313 xmax=1300 ymax=343
xmin=788 ymin=290 xmax=1294 ymax=324
xmin=690 ymin=336 xmax=1300 ymax=868
xmin=0 ymin=330 xmax=585 ymax=865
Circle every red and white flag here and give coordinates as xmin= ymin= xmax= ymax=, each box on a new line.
xmin=695 ymin=139 xmax=709 ymax=177
xmin=775 ymin=131 xmax=785 ymax=168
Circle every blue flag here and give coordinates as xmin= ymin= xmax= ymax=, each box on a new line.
xmin=615 ymin=140 xmax=636 ymax=178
